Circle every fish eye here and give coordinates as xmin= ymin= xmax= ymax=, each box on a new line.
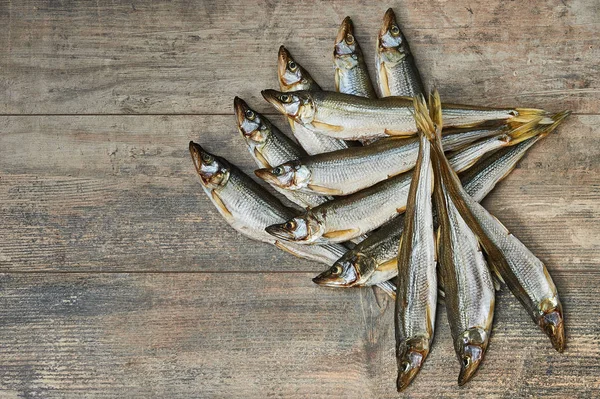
xmin=345 ymin=34 xmax=355 ymax=45
xmin=402 ymin=361 xmax=411 ymax=372
xmin=462 ymin=358 xmax=469 ymax=367
xmin=244 ymin=109 xmax=255 ymax=120
xmin=200 ymin=153 xmax=213 ymax=163
xmin=279 ymin=94 xmax=291 ymax=103
xmin=284 ymin=220 xmax=296 ymax=230
xmin=390 ymin=25 xmax=400 ymax=35
xmin=287 ymin=60 xmax=297 ymax=71
xmin=272 ymin=166 xmax=284 ymax=175
xmin=332 ymin=265 xmax=342 ymax=275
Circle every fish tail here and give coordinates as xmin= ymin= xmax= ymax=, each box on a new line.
xmin=513 ymin=108 xmax=554 ymax=125
xmin=413 ymin=94 xmax=436 ymax=140
xmin=429 ymin=88 xmax=443 ymax=135
xmin=508 ymin=109 xmax=571 ymax=144
xmin=504 ymin=116 xmax=544 ymax=145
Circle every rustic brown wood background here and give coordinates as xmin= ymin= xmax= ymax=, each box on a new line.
xmin=1 ymin=0 xmax=599 ymax=397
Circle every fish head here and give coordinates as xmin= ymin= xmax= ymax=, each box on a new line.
xmin=234 ymin=96 xmax=269 ymax=146
xmin=396 ymin=336 xmax=429 ymax=392
xmin=261 ymin=89 xmax=315 ymax=124
xmin=189 ymin=141 xmax=230 ymax=189
xmin=312 ymin=252 xmax=373 ymax=287
xmin=333 ymin=17 xmax=360 ymax=69
xmin=456 ymin=327 xmax=489 ymax=386
xmin=265 ymin=214 xmax=322 ymax=243
xmin=278 ymin=45 xmax=315 ymax=91
xmin=254 ymin=161 xmax=311 ymax=190
xmin=378 ymin=8 xmax=409 ymax=63
xmin=538 ymin=297 xmax=565 ymax=352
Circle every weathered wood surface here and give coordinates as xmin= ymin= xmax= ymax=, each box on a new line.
xmin=0 ymin=0 xmax=598 ymax=115
xmin=1 ymin=0 xmax=599 ymax=397
xmin=0 ymin=115 xmax=598 ymax=273
xmin=0 ymin=272 xmax=598 ymax=398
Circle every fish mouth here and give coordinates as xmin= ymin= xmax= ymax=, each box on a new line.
xmin=254 ymin=168 xmax=282 ymax=187
xmin=312 ymin=267 xmax=355 ymax=287
xmin=396 ymin=342 xmax=428 ymax=392
xmin=261 ymin=89 xmax=288 ymax=115
xmin=233 ymin=96 xmax=249 ymax=127
xmin=539 ymin=307 xmax=566 ymax=353
xmin=265 ymin=223 xmax=297 ymax=241
xmin=189 ymin=141 xmax=204 ymax=175
xmin=379 ymin=8 xmax=396 ymax=42
xmin=278 ymin=45 xmax=291 ymax=83
xmin=189 ymin=141 xmax=211 ymax=185
xmin=457 ymin=344 xmax=485 ymax=386
xmin=335 ymin=16 xmax=353 ymax=44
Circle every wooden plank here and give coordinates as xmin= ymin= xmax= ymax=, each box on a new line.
xmin=0 ymin=272 xmax=598 ymax=398
xmin=1 ymin=114 xmax=598 ymax=272
xmin=1 ymin=0 xmax=598 ymax=114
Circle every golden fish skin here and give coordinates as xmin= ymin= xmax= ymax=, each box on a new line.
xmin=394 ymin=95 xmax=436 ymax=392
xmin=234 ymin=96 xmax=328 ymax=209
xmin=334 ymin=16 xmax=377 ymax=99
xmin=425 ymin=91 xmax=567 ymax=353
xmin=376 ymin=8 xmax=424 ymax=98
xmin=278 ymin=46 xmax=349 ymax=154
xmin=262 ymin=89 xmax=552 ymax=141
xmin=188 ymin=141 xmax=347 ymax=265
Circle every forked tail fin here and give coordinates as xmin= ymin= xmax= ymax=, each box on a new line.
xmin=513 ymin=107 xmax=554 ymax=125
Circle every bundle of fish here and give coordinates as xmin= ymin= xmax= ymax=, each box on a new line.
xmin=189 ymin=9 xmax=569 ymax=391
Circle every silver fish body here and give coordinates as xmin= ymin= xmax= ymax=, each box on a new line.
xmin=256 ymin=126 xmax=508 ymax=196
xmin=266 ymin=136 xmax=511 ymax=245
xmin=234 ymin=96 xmax=328 ymax=209
xmin=313 ymin=132 xmax=556 ymax=289
xmin=433 ymin=136 xmax=495 ymax=386
xmin=189 ymin=141 xmax=347 ymax=265
xmin=376 ymin=8 xmax=424 ymax=98
xmin=334 ymin=16 xmax=377 ymax=99
xmin=395 ymin=96 xmax=436 ymax=392
xmin=261 ymin=89 xmax=543 ymax=141
xmin=278 ymin=46 xmax=349 ymax=154
xmin=426 ymin=93 xmax=566 ymax=353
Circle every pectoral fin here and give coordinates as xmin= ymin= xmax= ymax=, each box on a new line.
xmin=211 ymin=191 xmax=232 ymax=218
xmin=378 ymin=64 xmax=391 ymax=97
xmin=253 ymin=148 xmax=271 ymax=168
xmin=312 ymin=120 xmax=344 ymax=133
xmin=384 ymin=128 xmax=413 ymax=136
xmin=307 ymin=184 xmax=344 ymax=196
xmin=322 ymin=228 xmax=360 ymax=241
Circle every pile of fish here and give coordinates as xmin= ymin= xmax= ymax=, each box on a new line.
xmin=189 ymin=9 xmax=569 ymax=391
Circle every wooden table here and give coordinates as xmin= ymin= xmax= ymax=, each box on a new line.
xmin=1 ymin=1 xmax=599 ymax=397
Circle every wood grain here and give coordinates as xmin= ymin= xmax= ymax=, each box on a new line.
xmin=1 ymin=1 xmax=599 ymax=397
xmin=1 ymin=0 xmax=598 ymax=114
xmin=0 ymin=272 xmax=598 ymax=398
xmin=0 ymin=115 xmax=597 ymax=273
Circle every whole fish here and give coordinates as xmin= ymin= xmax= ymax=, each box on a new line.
xmin=262 ymin=89 xmax=552 ymax=141
xmin=234 ymin=96 xmax=328 ymax=209
xmin=278 ymin=46 xmax=349 ymax=154
xmin=334 ymin=16 xmax=377 ymax=99
xmin=265 ymin=133 xmax=512 ymax=245
xmin=189 ymin=141 xmax=347 ymax=265
xmin=394 ymin=95 xmax=436 ymax=392
xmin=426 ymin=91 xmax=567 ymax=353
xmin=254 ymin=122 xmax=537 ymax=196
xmin=376 ymin=8 xmax=424 ymax=98
xmin=312 ymin=110 xmax=568 ymax=288
xmin=428 ymin=95 xmax=495 ymax=386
